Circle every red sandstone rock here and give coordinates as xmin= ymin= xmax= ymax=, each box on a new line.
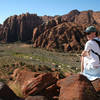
xmin=12 ymin=68 xmax=40 ymax=89
xmin=22 ymin=72 xmax=59 ymax=97
xmin=1 ymin=13 xmax=43 ymax=42
xmin=41 ymin=84 xmax=59 ymax=99
xmin=25 ymin=96 xmax=47 ymax=100
xmin=33 ymin=22 xmax=85 ymax=51
xmin=59 ymin=74 xmax=98 ymax=100
xmin=0 ymin=10 xmax=100 ymax=51
xmin=92 ymin=79 xmax=100 ymax=94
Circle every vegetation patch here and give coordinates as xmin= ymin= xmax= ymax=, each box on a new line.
xmin=0 ymin=43 xmax=81 ymax=82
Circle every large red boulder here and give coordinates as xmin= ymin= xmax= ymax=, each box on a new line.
xmin=12 ymin=68 xmax=40 ymax=88
xmin=22 ymin=72 xmax=59 ymax=97
xmin=92 ymin=78 xmax=100 ymax=94
xmin=59 ymin=74 xmax=98 ymax=100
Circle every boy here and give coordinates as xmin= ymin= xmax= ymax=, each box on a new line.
xmin=81 ymin=26 xmax=100 ymax=81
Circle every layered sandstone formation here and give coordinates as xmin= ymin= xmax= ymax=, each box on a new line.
xmin=32 ymin=10 xmax=100 ymax=51
xmin=0 ymin=13 xmax=43 ymax=42
xmin=33 ymin=22 xmax=86 ymax=51
xmin=0 ymin=10 xmax=100 ymax=51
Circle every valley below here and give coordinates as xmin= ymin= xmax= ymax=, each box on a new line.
xmin=0 ymin=42 xmax=81 ymax=83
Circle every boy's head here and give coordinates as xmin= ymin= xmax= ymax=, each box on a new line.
xmin=85 ymin=26 xmax=96 ymax=35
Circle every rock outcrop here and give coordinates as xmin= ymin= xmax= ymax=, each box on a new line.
xmin=0 ymin=10 xmax=100 ymax=51
xmin=33 ymin=22 xmax=86 ymax=51
xmin=93 ymin=11 xmax=100 ymax=24
xmin=0 ymin=24 xmax=4 ymax=41
xmin=1 ymin=13 xmax=43 ymax=42
xmin=12 ymin=68 xmax=41 ymax=89
xmin=75 ymin=10 xmax=96 ymax=25
xmin=1 ymin=68 xmax=100 ymax=100
xmin=62 ymin=10 xmax=100 ymax=25
xmin=22 ymin=72 xmax=59 ymax=97
xmin=32 ymin=10 xmax=100 ymax=51
xmin=61 ymin=9 xmax=80 ymax=22
xmin=58 ymin=74 xmax=98 ymax=100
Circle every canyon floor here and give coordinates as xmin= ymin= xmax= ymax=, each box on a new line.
xmin=0 ymin=42 xmax=81 ymax=82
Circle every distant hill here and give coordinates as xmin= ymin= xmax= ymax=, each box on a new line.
xmin=0 ymin=10 xmax=100 ymax=51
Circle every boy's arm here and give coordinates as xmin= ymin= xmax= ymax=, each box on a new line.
xmin=80 ymin=50 xmax=90 ymax=73
xmin=81 ymin=50 xmax=90 ymax=57
xmin=80 ymin=56 xmax=84 ymax=73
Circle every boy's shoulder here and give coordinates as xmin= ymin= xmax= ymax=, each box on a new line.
xmin=92 ymin=38 xmax=100 ymax=48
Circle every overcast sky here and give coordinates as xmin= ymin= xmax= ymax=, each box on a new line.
xmin=0 ymin=0 xmax=100 ymax=24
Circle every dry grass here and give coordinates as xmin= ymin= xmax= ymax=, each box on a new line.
xmin=0 ymin=42 xmax=81 ymax=80
xmin=8 ymin=82 xmax=24 ymax=98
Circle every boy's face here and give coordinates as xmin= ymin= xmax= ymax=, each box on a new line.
xmin=87 ymin=32 xmax=96 ymax=40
